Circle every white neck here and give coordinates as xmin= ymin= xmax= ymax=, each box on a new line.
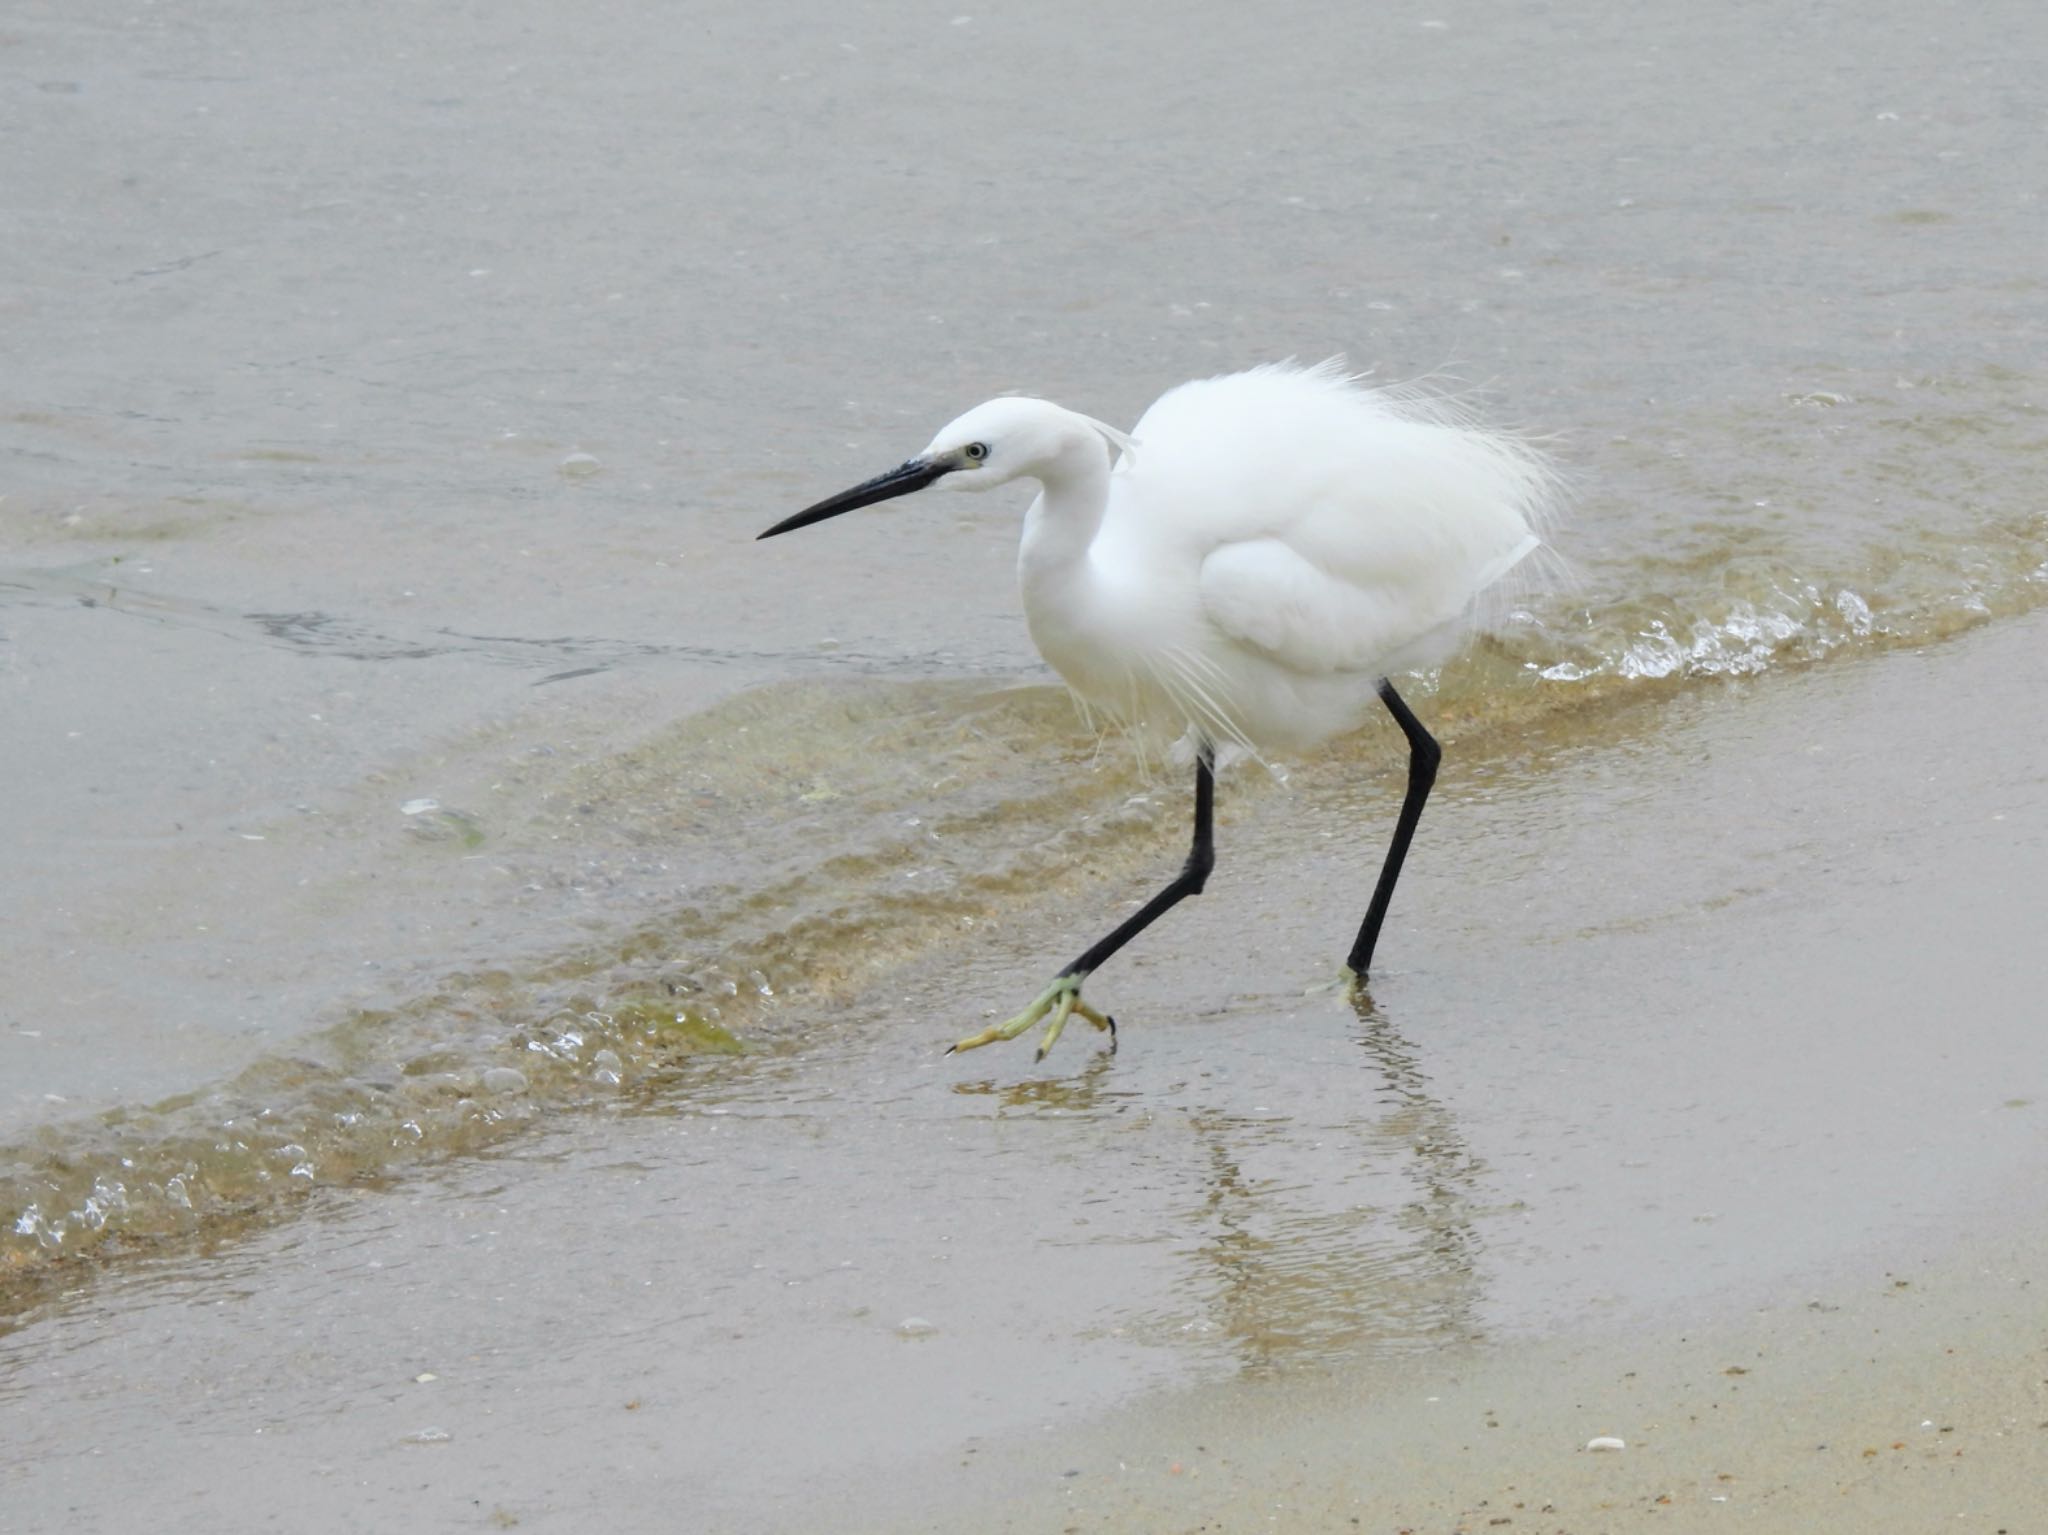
xmin=1016 ymin=426 xmax=1114 ymax=611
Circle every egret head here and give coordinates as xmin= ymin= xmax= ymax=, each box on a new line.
xmin=759 ymin=398 xmax=1132 ymax=540
xmin=918 ymin=398 xmax=1093 ymax=493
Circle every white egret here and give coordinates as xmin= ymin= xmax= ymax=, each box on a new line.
xmin=760 ymin=360 xmax=1558 ymax=1062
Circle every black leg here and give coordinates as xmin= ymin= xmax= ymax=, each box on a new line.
xmin=1346 ymin=681 xmax=1441 ymax=980
xmin=943 ymin=746 xmax=1220 ymax=1060
xmin=1060 ymin=743 xmax=1216 ymax=984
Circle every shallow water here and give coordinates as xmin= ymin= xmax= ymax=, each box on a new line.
xmin=5 ymin=609 xmax=2045 ymax=1531
xmin=2 ymin=0 xmax=2046 ymax=1457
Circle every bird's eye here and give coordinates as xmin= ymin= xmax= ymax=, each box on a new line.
xmin=964 ymin=442 xmax=989 ymax=463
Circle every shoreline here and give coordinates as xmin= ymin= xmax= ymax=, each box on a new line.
xmin=3 ymin=614 xmax=2044 ymax=1533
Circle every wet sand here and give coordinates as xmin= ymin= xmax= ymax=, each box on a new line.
xmin=4 ymin=607 xmax=2043 ymax=1533
xmin=862 ymin=1232 xmax=2048 ymax=1534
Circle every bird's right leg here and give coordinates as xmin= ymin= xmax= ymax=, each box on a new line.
xmin=949 ymin=745 xmax=1217 ymax=1063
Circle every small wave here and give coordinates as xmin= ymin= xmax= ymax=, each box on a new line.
xmin=0 ymin=683 xmax=1176 ymax=1301
xmin=1431 ymin=508 xmax=2048 ymax=732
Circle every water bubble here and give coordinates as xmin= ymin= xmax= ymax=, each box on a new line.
xmin=559 ymin=452 xmax=602 ymax=478
xmin=80 ymin=1178 xmax=128 ymax=1231
xmin=481 ymin=1067 xmax=530 ymax=1096
xmin=896 ymin=1317 xmax=938 ymax=1339
xmin=1834 ymin=589 xmax=1874 ymax=634
xmin=527 ymin=1028 xmax=584 ymax=1063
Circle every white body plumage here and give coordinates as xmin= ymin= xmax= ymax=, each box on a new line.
xmin=959 ymin=360 xmax=1557 ymax=755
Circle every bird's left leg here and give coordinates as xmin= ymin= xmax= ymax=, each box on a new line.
xmin=1343 ymin=680 xmax=1441 ymax=985
xmin=949 ymin=745 xmax=1217 ymax=1062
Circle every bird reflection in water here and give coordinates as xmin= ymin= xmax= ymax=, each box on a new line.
xmin=948 ymin=1044 xmax=1124 ymax=1116
xmin=1180 ymin=991 xmax=1487 ymax=1375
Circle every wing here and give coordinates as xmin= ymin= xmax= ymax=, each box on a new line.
xmin=1137 ymin=363 xmax=1551 ymax=677
xmin=1200 ymin=529 xmax=1539 ymax=677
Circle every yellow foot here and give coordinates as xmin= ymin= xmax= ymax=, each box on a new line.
xmin=946 ymin=973 xmax=1116 ymax=1064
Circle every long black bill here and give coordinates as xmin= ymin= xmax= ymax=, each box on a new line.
xmin=757 ymin=457 xmax=948 ymax=540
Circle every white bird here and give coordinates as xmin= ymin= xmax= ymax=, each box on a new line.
xmin=759 ymin=360 xmax=1557 ymax=1062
